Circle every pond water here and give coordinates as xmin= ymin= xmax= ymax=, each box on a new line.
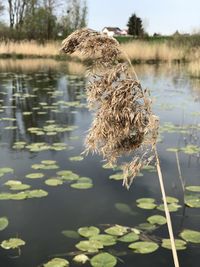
xmin=0 ymin=60 xmax=199 ymax=267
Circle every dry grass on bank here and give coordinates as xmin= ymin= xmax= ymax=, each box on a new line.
xmin=0 ymin=41 xmax=59 ymax=57
xmin=188 ymin=61 xmax=200 ymax=78
xmin=120 ymin=41 xmax=185 ymax=62
xmin=0 ymin=40 xmax=199 ymax=68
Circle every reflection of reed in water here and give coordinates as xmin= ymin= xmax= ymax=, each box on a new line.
xmin=0 ymin=59 xmax=86 ymax=75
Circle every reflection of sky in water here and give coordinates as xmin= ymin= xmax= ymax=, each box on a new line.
xmin=0 ymin=61 xmax=199 ymax=267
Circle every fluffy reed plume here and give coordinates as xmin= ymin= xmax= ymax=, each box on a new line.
xmin=61 ymin=28 xmax=158 ymax=188
xmin=61 ymin=28 xmax=121 ymax=66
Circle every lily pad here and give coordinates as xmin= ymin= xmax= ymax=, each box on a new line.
xmin=157 ymin=203 xmax=181 ymax=212
xmin=136 ymin=198 xmax=156 ymax=204
xmin=1 ymin=238 xmax=25 ymax=249
xmin=43 ymin=258 xmax=69 ymax=267
xmin=186 ymin=186 xmax=200 ymax=192
xmin=9 ymin=184 xmax=31 ymax=191
xmin=118 ymin=232 xmax=139 ymax=243
xmin=27 ymin=189 xmax=48 ymax=198
xmin=25 ymin=173 xmax=44 ymax=179
xmin=109 ymin=173 xmax=123 ymax=180
xmin=138 ymin=223 xmax=157 ymax=231
xmin=45 ymin=179 xmax=63 ymax=186
xmin=0 ymin=167 xmax=14 ymax=175
xmin=90 ymin=234 xmax=117 ymax=246
xmin=129 ymin=241 xmax=159 ymax=254
xmin=57 ymin=170 xmax=79 ymax=181
xmin=70 ymin=183 xmax=93 ymax=189
xmin=78 ymin=226 xmax=100 ymax=238
xmin=161 ymin=239 xmax=186 ymax=250
xmin=105 ymin=225 xmax=128 ymax=236
xmin=41 ymin=160 xmax=57 ymax=165
xmin=147 ymin=215 xmax=167 ymax=225
xmin=0 ymin=217 xmax=9 ymax=231
xmin=180 ymin=229 xmax=200 ymax=243
xmin=185 ymin=195 xmax=200 ymax=208
xmin=91 ymin=253 xmax=117 ymax=267
xmin=137 ymin=203 xmax=156 ymax=210
xmin=75 ymin=240 xmax=103 ymax=253
xmin=69 ymin=156 xmax=84 ymax=161
xmin=166 ymin=196 xmax=179 ymax=203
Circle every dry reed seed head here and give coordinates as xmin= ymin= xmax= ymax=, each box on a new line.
xmin=61 ymin=29 xmax=159 ymax=188
xmin=61 ymin=28 xmax=121 ymax=65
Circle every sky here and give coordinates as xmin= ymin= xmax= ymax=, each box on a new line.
xmin=87 ymin=0 xmax=200 ymax=35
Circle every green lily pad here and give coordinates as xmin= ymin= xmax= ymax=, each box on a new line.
xmin=43 ymin=258 xmax=69 ymax=267
xmin=0 ymin=217 xmax=9 ymax=231
xmin=166 ymin=196 xmax=179 ymax=203
xmin=181 ymin=145 xmax=200 ymax=155
xmin=138 ymin=223 xmax=157 ymax=231
xmin=27 ymin=189 xmax=48 ymax=198
xmin=9 ymin=184 xmax=31 ymax=191
xmin=115 ymin=203 xmax=135 ymax=215
xmin=77 ymin=177 xmax=93 ymax=183
xmin=129 ymin=241 xmax=159 ymax=254
xmin=109 ymin=173 xmax=123 ymax=180
xmin=70 ymin=183 xmax=93 ymax=189
xmin=25 ymin=173 xmax=44 ymax=179
xmin=118 ymin=232 xmax=139 ymax=243
xmin=76 ymin=240 xmax=103 ymax=253
xmin=105 ymin=225 xmax=128 ymax=236
xmin=180 ymin=229 xmax=200 ymax=243
xmin=62 ymin=230 xmax=79 ymax=239
xmin=91 ymin=253 xmax=117 ymax=267
xmin=147 ymin=215 xmax=167 ymax=225
xmin=186 ymin=186 xmax=200 ymax=192
xmin=185 ymin=195 xmax=200 ymax=208
xmin=73 ymin=254 xmax=89 ymax=264
xmin=1 ymin=238 xmax=25 ymax=249
xmin=45 ymin=179 xmax=63 ymax=186
xmin=69 ymin=156 xmax=84 ymax=161
xmin=136 ymin=198 xmax=155 ymax=203
xmin=157 ymin=203 xmax=181 ymax=212
xmin=78 ymin=226 xmax=100 ymax=238
xmin=161 ymin=239 xmax=187 ymax=250
xmin=4 ymin=180 xmax=22 ymax=186
xmin=137 ymin=203 xmax=156 ymax=210
xmin=0 ymin=167 xmax=14 ymax=175
xmin=41 ymin=160 xmax=57 ymax=165
xmin=57 ymin=170 xmax=79 ymax=181
xmin=90 ymin=234 xmax=117 ymax=246
xmin=10 ymin=192 xmax=28 ymax=200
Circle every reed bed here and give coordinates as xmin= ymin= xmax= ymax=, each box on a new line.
xmin=188 ymin=61 xmax=200 ymax=78
xmin=0 ymin=41 xmax=59 ymax=57
xmin=0 ymin=39 xmax=199 ymax=65
xmin=121 ymin=41 xmax=185 ymax=62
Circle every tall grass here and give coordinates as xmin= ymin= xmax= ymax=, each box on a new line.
xmin=121 ymin=41 xmax=185 ymax=62
xmin=0 ymin=41 xmax=59 ymax=57
xmin=188 ymin=61 xmax=200 ymax=78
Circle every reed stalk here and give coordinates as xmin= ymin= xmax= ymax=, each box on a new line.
xmin=155 ymin=148 xmax=180 ymax=267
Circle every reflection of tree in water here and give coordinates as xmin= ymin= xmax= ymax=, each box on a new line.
xmin=0 ymin=70 xmax=86 ymax=149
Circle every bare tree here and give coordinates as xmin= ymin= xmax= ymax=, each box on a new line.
xmin=7 ymin=0 xmax=28 ymax=28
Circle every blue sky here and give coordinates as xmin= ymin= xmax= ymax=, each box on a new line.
xmin=87 ymin=0 xmax=200 ymax=35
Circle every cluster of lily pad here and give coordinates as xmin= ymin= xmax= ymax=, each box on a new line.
xmin=42 ymin=222 xmax=200 ymax=267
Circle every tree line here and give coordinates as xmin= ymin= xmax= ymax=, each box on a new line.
xmin=0 ymin=0 xmax=87 ymax=42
